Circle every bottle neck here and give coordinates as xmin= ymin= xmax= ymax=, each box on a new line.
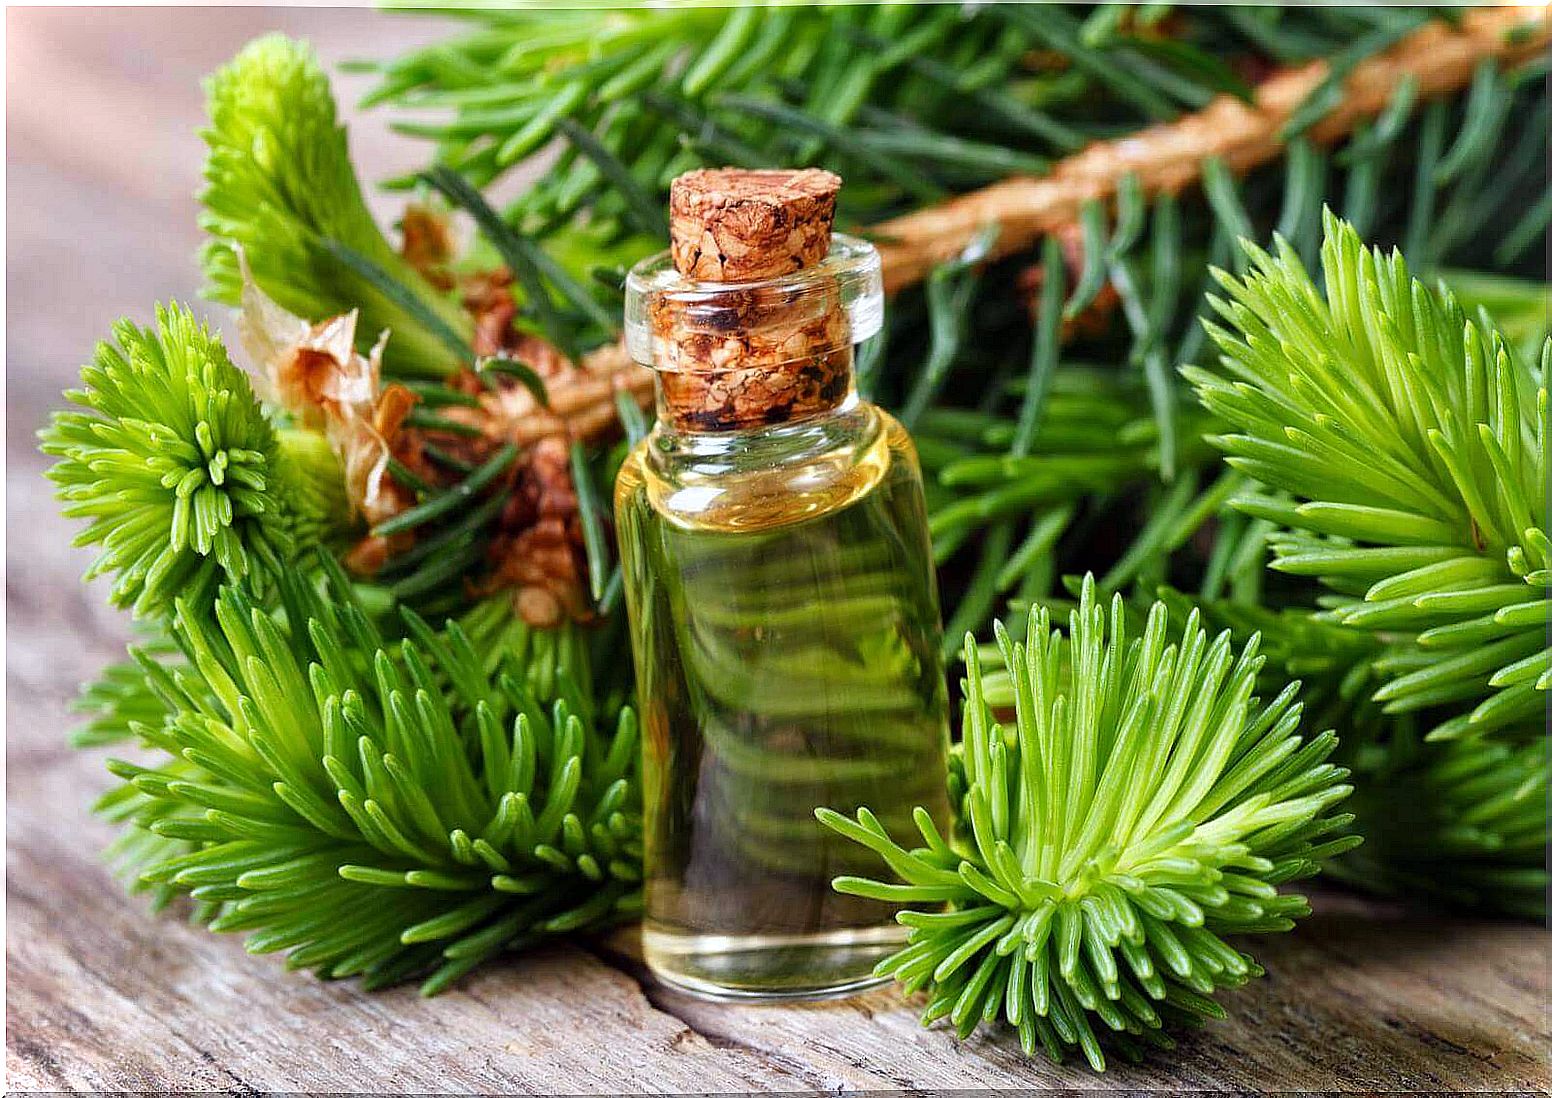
xmin=653 ymin=347 xmax=856 ymax=433
xmin=624 ymin=233 xmax=886 ymax=434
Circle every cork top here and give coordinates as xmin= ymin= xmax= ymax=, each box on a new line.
xmin=669 ymin=168 xmax=842 ymax=282
xmin=626 ymin=169 xmax=882 ymax=432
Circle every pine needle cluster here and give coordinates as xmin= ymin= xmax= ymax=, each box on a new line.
xmin=363 ymin=4 xmax=1548 ymax=591
xmin=46 ymin=34 xmax=649 ymax=997
xmin=274 ymin=425 xmax=352 ymax=550
xmin=40 ymin=304 xmax=298 ymax=618
xmin=1159 ymin=592 xmax=1548 ymax=918
xmin=96 ymin=558 xmax=641 ymax=994
xmin=821 ymin=577 xmax=1355 ymax=1070
xmin=363 ymin=4 xmax=1426 ymax=232
xmin=1338 ymin=735 xmax=1547 ymax=916
xmin=1182 ymin=214 xmax=1549 ymax=915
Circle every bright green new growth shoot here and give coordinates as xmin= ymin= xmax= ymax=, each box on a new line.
xmin=200 ymin=34 xmax=473 ymax=377
xmin=1187 ymin=212 xmax=1550 ymax=742
xmin=40 ymin=303 xmax=297 ymax=619
xmin=820 ymin=578 xmax=1356 ymax=1070
xmin=97 ymin=559 xmax=642 ymax=994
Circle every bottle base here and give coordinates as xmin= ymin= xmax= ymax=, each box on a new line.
xmin=642 ymin=922 xmax=905 ymax=1002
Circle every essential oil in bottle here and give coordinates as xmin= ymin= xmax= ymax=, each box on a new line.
xmin=614 ymin=169 xmax=951 ymax=1000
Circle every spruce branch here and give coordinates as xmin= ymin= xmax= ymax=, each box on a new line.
xmin=1170 ymin=216 xmax=1550 ymax=917
xmin=97 ymin=558 xmax=641 ymax=994
xmin=364 ymin=6 xmax=1545 ymax=297
xmin=73 ymin=631 xmax=184 ymax=748
xmin=39 ymin=304 xmax=307 ymax=620
xmin=917 ymin=369 xmax=1220 ymax=587
xmin=52 ymin=7 xmax=1552 ymax=1015
xmin=364 ymin=4 xmax=1050 ymax=216
xmin=200 ymin=34 xmax=473 ymax=377
xmin=871 ymin=6 xmax=1549 ymax=292
xmin=275 ymin=425 xmax=353 ymax=550
xmin=919 ymin=63 xmax=1544 ymax=596
xmin=362 ymin=5 xmax=1545 ymax=508
xmin=821 ymin=577 xmax=1355 ymax=1070
xmin=1186 ymin=213 xmax=1549 ymax=741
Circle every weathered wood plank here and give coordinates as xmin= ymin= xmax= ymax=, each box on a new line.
xmin=7 ymin=835 xmax=800 ymax=1092
xmin=595 ymin=894 xmax=1551 ymax=1092
xmin=6 ymin=8 xmax=1549 ymax=1095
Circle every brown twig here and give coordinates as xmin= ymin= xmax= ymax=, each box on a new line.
xmin=870 ymin=6 xmax=1551 ymax=293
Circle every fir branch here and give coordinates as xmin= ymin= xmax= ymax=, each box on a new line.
xmin=200 ymin=34 xmax=473 ymax=377
xmin=365 ymin=3 xmax=1299 ymax=244
xmin=919 ymin=370 xmax=1220 ymax=574
xmin=421 ymin=165 xmax=618 ymax=361
xmin=57 ymin=9 xmax=1552 ymax=1011
xmin=822 ymin=578 xmax=1355 ymax=1070
xmin=1155 ymin=590 xmax=1548 ymax=918
xmin=1171 ymin=216 xmax=1549 ymax=918
xmin=1186 ymin=213 xmax=1549 ymax=741
xmin=365 ymin=4 xmax=1545 ymax=512
xmin=1334 ymin=736 xmax=1547 ymax=917
xmin=275 ymin=426 xmax=353 ymax=551
xmin=895 ymin=70 xmax=1547 ymax=619
xmin=72 ymin=631 xmax=183 ymax=748
xmin=365 ymin=4 xmax=1022 ymax=217
xmin=96 ymin=560 xmax=641 ymax=994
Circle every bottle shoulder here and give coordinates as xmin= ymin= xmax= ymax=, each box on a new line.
xmin=616 ymin=399 xmax=923 ymax=534
xmin=871 ymin=407 xmax=921 ymax=467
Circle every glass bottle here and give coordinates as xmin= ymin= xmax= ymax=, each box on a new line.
xmin=614 ymin=169 xmax=950 ymax=1000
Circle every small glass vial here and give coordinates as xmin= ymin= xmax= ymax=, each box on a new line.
xmin=614 ymin=169 xmax=950 ymax=1000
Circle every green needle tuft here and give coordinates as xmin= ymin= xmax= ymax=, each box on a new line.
xmin=274 ymin=426 xmax=353 ymax=550
xmin=1187 ymin=212 xmax=1550 ymax=741
xmin=93 ymin=559 xmax=642 ymax=994
xmin=1182 ymin=214 xmax=1549 ymax=917
xmin=41 ymin=303 xmax=296 ymax=620
xmin=199 ymin=34 xmax=472 ymax=377
xmin=821 ymin=577 xmax=1356 ymax=1071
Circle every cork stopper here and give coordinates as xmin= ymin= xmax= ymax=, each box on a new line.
xmin=625 ymin=170 xmax=883 ymax=433
xmin=669 ymin=168 xmax=842 ymax=282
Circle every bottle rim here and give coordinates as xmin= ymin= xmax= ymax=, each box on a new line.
xmin=623 ymin=233 xmax=884 ymax=373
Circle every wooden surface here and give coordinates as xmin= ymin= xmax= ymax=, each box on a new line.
xmin=5 ymin=8 xmax=1550 ymax=1094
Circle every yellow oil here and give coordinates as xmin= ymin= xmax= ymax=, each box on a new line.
xmin=614 ymin=407 xmax=951 ymax=999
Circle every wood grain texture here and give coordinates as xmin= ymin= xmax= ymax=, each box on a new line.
xmin=6 ymin=8 xmax=1550 ymax=1094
